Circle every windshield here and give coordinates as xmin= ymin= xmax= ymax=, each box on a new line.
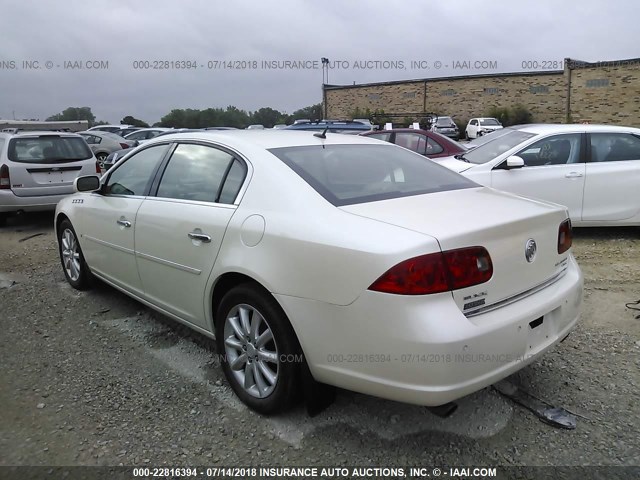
xmin=463 ymin=130 xmax=537 ymax=164
xmin=269 ymin=144 xmax=476 ymax=206
xmin=479 ymin=118 xmax=501 ymax=126
xmin=8 ymin=136 xmax=93 ymax=163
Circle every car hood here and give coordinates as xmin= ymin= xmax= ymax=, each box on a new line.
xmin=433 ymin=156 xmax=474 ymax=173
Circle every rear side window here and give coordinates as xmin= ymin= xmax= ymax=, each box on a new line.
xmin=269 ymin=144 xmax=476 ymax=206
xmin=8 ymin=136 xmax=93 ymax=164
xmin=156 ymin=144 xmax=245 ymax=204
xmin=590 ymin=133 xmax=640 ymax=162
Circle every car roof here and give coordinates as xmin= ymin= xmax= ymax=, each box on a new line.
xmin=508 ymin=124 xmax=640 ymax=135
xmin=363 ymin=128 xmax=431 ymax=134
xmin=0 ymin=130 xmax=82 ymax=138
xmin=147 ymin=129 xmax=387 ymax=150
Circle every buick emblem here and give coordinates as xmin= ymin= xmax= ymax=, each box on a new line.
xmin=525 ymin=238 xmax=537 ymax=263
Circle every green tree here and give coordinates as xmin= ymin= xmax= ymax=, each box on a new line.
xmin=250 ymin=107 xmax=284 ymax=128
xmin=121 ymin=115 xmax=149 ymax=127
xmin=289 ymin=103 xmax=323 ymax=122
xmin=46 ymin=107 xmax=98 ymax=127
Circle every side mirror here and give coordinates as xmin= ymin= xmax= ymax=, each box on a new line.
xmin=75 ymin=175 xmax=101 ymax=192
xmin=505 ymin=156 xmax=525 ymax=169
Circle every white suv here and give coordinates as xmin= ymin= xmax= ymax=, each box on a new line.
xmin=0 ymin=131 xmax=100 ymax=225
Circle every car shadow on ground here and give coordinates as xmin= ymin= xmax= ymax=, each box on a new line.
xmin=1 ymin=211 xmax=55 ymax=232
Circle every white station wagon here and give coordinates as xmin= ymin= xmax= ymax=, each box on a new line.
xmin=55 ymin=131 xmax=583 ymax=413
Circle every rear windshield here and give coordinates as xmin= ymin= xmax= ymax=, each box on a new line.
xmin=269 ymin=144 xmax=476 ymax=206
xmin=8 ymin=136 xmax=93 ymax=164
xmin=435 ymin=117 xmax=454 ymax=126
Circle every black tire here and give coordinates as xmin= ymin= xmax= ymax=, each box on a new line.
xmin=57 ymin=219 xmax=92 ymax=290
xmin=0 ymin=213 xmax=7 ymax=227
xmin=465 ymin=131 xmax=470 ymax=141
xmin=215 ymin=283 xmax=301 ymax=414
xmin=96 ymin=153 xmax=108 ymax=167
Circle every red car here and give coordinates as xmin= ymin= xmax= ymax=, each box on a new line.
xmin=360 ymin=128 xmax=466 ymax=159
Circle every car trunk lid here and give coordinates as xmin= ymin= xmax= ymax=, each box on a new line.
xmin=340 ymin=187 xmax=570 ymax=315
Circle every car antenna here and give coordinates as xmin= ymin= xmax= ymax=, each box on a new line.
xmin=314 ymin=127 xmax=329 ymax=139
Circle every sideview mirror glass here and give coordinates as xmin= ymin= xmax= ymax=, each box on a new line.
xmin=75 ymin=175 xmax=101 ymax=192
xmin=506 ymin=156 xmax=525 ymax=169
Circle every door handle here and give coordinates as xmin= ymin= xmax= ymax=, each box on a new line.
xmin=188 ymin=231 xmax=212 ymax=243
xmin=565 ymin=172 xmax=583 ymax=178
xmin=117 ymin=219 xmax=132 ymax=228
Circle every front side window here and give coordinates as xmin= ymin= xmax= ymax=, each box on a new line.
xmin=515 ymin=134 xmax=582 ymax=166
xmin=270 ymin=144 xmax=476 ymax=206
xmin=105 ymin=144 xmax=169 ymax=195
xmin=463 ymin=130 xmax=536 ymax=164
xmin=590 ymin=133 xmax=640 ymax=162
xmin=156 ymin=144 xmax=243 ymax=203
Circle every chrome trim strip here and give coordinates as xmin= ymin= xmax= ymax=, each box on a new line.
xmin=136 ymin=251 xmax=202 ymax=275
xmin=464 ymin=268 xmax=568 ymax=318
xmin=83 ymin=235 xmax=134 ymax=255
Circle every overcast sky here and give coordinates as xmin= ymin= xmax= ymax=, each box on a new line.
xmin=0 ymin=0 xmax=638 ymax=124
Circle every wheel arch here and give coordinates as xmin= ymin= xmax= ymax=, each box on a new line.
xmin=54 ymin=212 xmax=70 ymax=240
xmin=209 ymin=272 xmax=305 ymax=352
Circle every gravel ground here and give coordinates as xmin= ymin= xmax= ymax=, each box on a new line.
xmin=1 ymin=212 xmax=639 ymax=471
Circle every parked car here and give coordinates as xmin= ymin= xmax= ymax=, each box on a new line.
xmin=123 ymin=128 xmax=173 ymax=144
xmin=465 ymin=118 xmax=503 ymax=140
xmin=352 ymin=118 xmax=376 ymax=130
xmin=55 ymin=130 xmax=582 ymax=413
xmin=272 ymin=124 xmax=288 ymax=130
xmin=112 ymin=127 xmax=143 ymax=138
xmin=429 ymin=116 xmax=460 ymax=140
xmin=79 ymin=131 xmax=138 ymax=167
xmin=102 ymin=147 xmax=135 ymax=170
xmin=247 ymin=125 xmax=265 ymax=130
xmin=285 ymin=120 xmax=371 ymax=134
xmin=0 ymin=130 xmax=100 ymax=225
xmin=87 ymin=124 xmax=133 ymax=133
xmin=103 ymin=130 xmax=206 ymax=169
xmin=361 ymin=128 xmax=467 ymax=159
xmin=438 ymin=124 xmax=640 ymax=226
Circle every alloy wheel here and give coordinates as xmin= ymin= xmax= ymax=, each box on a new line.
xmin=223 ymin=304 xmax=278 ymax=398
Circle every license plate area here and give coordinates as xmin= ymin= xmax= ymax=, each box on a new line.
xmin=526 ymin=308 xmax=558 ymax=352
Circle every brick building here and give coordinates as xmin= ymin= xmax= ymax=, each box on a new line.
xmin=323 ymin=57 xmax=640 ymax=126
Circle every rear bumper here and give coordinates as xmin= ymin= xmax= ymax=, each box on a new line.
xmin=0 ymin=190 xmax=69 ymax=213
xmin=276 ymin=254 xmax=583 ymax=406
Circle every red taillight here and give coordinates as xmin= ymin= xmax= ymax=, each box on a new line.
xmin=119 ymin=143 xmax=129 ymax=149
xmin=95 ymin=161 xmax=102 ymax=173
xmin=0 ymin=164 xmax=10 ymax=189
xmin=558 ymin=218 xmax=572 ymax=254
xmin=369 ymin=247 xmax=493 ymax=295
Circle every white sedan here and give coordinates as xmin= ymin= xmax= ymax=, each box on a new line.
xmin=439 ymin=124 xmax=640 ymax=226
xmin=55 ymin=131 xmax=583 ymax=414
